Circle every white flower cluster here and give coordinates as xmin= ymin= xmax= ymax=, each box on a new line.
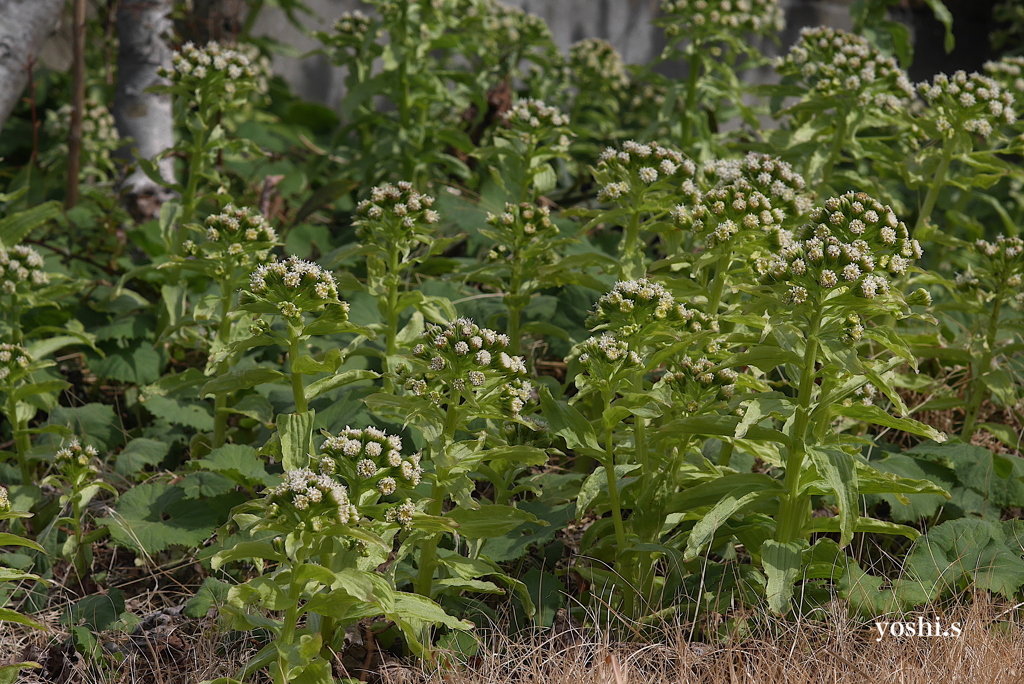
xmin=576 ymin=332 xmax=642 ymax=367
xmin=184 ymin=205 xmax=277 ymax=263
xmin=589 ymin=278 xmax=718 ymax=336
xmin=0 ymin=344 xmax=31 ymax=384
xmin=385 ymin=498 xmax=417 ymax=529
xmin=466 ymin=0 xmax=554 ymax=59
xmin=0 ymin=245 xmax=49 ymax=295
xmin=407 ymin=318 xmax=530 ymax=411
xmin=331 ymin=10 xmax=378 ymax=49
xmin=956 ymin=235 xmax=1024 ymax=305
xmin=44 ymin=97 xmax=119 ymax=176
xmin=842 ymin=381 xmax=877 ymax=407
xmin=247 ymin=256 xmax=346 ymax=319
xmin=917 ymin=71 xmax=1016 ymax=138
xmin=483 ymin=202 xmax=558 ymax=262
xmin=166 ymin=41 xmax=271 ymax=99
xmin=265 ymin=467 xmax=357 ymax=528
xmin=321 ymin=425 xmax=423 ymax=492
xmin=774 ymin=26 xmax=914 ymax=112
xmin=596 ymin=140 xmax=695 ymax=203
xmin=659 ymin=0 xmax=784 ymax=39
xmin=673 ymin=154 xmax=811 ymax=247
xmin=984 ymin=56 xmax=1024 ymax=96
xmin=754 ymin=192 xmax=922 ymax=304
xmin=569 ymin=38 xmax=629 ymax=94
xmin=55 ymin=438 xmax=99 ymax=469
xmin=355 ymin=181 xmax=441 ymax=245
xmin=0 ymin=485 xmax=8 ymax=511
xmin=502 ymin=98 xmax=570 ymax=133
xmin=664 ymin=355 xmax=738 ymax=412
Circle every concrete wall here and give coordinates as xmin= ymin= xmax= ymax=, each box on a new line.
xmin=252 ymin=0 xmax=860 ymax=107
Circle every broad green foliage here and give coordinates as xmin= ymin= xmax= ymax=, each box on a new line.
xmin=9 ymin=0 xmax=1024 ymax=680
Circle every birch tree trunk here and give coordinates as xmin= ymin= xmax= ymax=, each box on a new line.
xmin=113 ymin=0 xmax=176 ymax=220
xmin=0 ymin=0 xmax=67 ymax=133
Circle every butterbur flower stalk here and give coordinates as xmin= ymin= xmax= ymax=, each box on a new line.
xmin=912 ymin=71 xmax=1017 ymax=238
xmin=0 ymin=245 xmax=51 ymax=344
xmin=496 ymin=99 xmax=573 ymax=202
xmin=481 ymin=202 xmax=561 ymax=354
xmin=320 ymin=426 xmax=423 ymax=505
xmin=243 ymin=256 xmax=349 ymax=413
xmin=190 ymin=206 xmax=279 ymax=447
xmin=594 ymin=140 xmax=695 ymax=278
xmin=0 ymin=344 xmax=36 ymax=482
xmin=773 ymin=26 xmax=913 ymax=184
xmin=355 ymin=182 xmax=440 ymax=392
xmin=957 ymin=236 xmax=1024 ymax=438
xmin=672 ymin=153 xmax=811 ymax=313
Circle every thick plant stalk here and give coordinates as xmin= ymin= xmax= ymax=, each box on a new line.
xmin=113 ymin=0 xmax=176 ymax=218
xmin=0 ymin=0 xmax=66 ymax=133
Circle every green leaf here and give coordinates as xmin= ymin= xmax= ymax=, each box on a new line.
xmin=576 ymin=465 xmax=640 ymax=518
xmin=0 ymin=608 xmax=45 ymax=630
xmin=907 ymin=518 xmax=1024 ymax=599
xmin=684 ymin=487 xmax=775 ymax=561
xmin=832 ymin=403 xmax=946 ymax=443
xmin=47 ymin=403 xmax=122 ymax=449
xmin=115 ymin=438 xmax=170 ymax=477
xmin=61 ymin=587 xmax=126 ymax=632
xmin=806 ymin=447 xmax=858 ymax=547
xmin=184 ymin=577 xmax=231 ymax=619
xmin=193 ymin=444 xmax=276 ymax=489
xmin=0 ymin=200 xmax=61 ymax=246
xmin=0 ymin=662 xmax=41 ymax=684
xmin=304 ymin=369 xmax=378 ymax=402
xmin=201 ymin=369 xmax=287 ymax=397
xmin=447 ymin=505 xmax=540 ymax=539
xmin=142 ymin=395 xmax=214 ymax=431
xmin=0 ymin=533 xmax=44 ymax=552
xmin=279 ymin=411 xmax=315 ymax=471
xmin=762 ymin=539 xmax=804 ymax=615
xmin=538 ymin=386 xmax=600 ymax=455
xmin=103 ymin=483 xmax=240 ymax=555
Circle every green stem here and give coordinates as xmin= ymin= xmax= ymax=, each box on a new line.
xmin=384 ymin=249 xmax=402 ymax=394
xmin=962 ymin=293 xmax=1004 ymax=439
xmin=775 ymin=308 xmax=823 ymax=544
xmin=821 ymin=111 xmax=848 ymax=187
xmin=7 ymin=394 xmax=31 ymax=484
xmin=621 ymin=209 xmax=644 ymax=280
xmin=717 ymin=441 xmax=734 ymax=467
xmin=681 ymin=48 xmax=702 ymax=150
xmin=508 ymin=257 xmax=524 ymax=357
xmin=603 ymin=396 xmax=627 ymax=555
xmin=289 ymin=333 xmax=308 ymax=414
xmin=914 ymin=141 xmax=954 ymax=239
xmin=211 ymin=278 xmax=235 ymax=448
xmin=632 ymin=370 xmax=648 ymax=473
xmin=276 ymin=573 xmax=303 ymax=684
xmin=180 ymin=124 xmax=208 ymax=230
xmin=707 ymin=244 xmax=733 ymax=316
xmin=414 ymin=392 xmax=460 ymax=599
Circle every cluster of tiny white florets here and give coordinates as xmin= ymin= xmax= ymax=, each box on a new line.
xmin=246 ymin=256 xmax=346 ymax=319
xmin=385 ymin=498 xmax=417 ymax=529
xmin=466 ymin=1 xmax=554 ymax=61
xmin=596 ymin=140 xmax=695 ymax=203
xmin=483 ymin=202 xmax=558 ymax=262
xmin=774 ymin=26 xmax=914 ymax=112
xmin=842 ymin=381 xmax=877 ymax=407
xmin=663 ymin=354 xmax=738 ymax=413
xmin=576 ymin=332 xmax=642 ymax=368
xmin=659 ymin=0 xmax=784 ymax=39
xmin=43 ymin=97 xmax=119 ymax=176
xmin=673 ymin=154 xmax=811 ymax=247
xmin=355 ymin=181 xmax=440 ymax=246
xmin=183 ymin=205 xmax=277 ymax=265
xmin=321 ymin=426 xmax=423 ymax=494
xmin=955 ymin=235 xmax=1024 ymax=306
xmin=502 ymin=99 xmax=571 ymax=137
xmin=754 ymin=192 xmax=922 ymax=304
xmin=265 ymin=467 xmax=356 ymax=529
xmin=0 ymin=344 xmax=31 ymax=384
xmin=166 ymin=41 xmax=271 ymax=100
xmin=984 ymin=56 xmax=1024 ymax=97
xmin=55 ymin=438 xmax=100 ymax=470
xmin=323 ymin=10 xmax=379 ymax=54
xmin=0 ymin=485 xmax=8 ymax=511
xmin=569 ymin=38 xmax=629 ymax=94
xmin=916 ymin=71 xmax=1016 ymax=138
xmin=588 ymin=279 xmax=718 ymax=337
xmin=0 ymin=245 xmax=49 ymax=295
xmin=407 ymin=318 xmax=530 ymax=413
